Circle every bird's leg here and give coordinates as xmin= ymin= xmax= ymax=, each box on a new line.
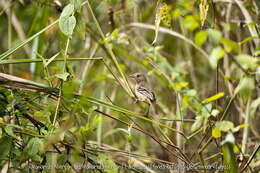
xmin=134 ymin=98 xmax=139 ymax=104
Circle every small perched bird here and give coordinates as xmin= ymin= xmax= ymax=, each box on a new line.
xmin=129 ymin=72 xmax=158 ymax=115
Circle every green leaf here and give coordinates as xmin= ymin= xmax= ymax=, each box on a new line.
xmin=45 ymin=52 xmax=60 ymax=67
xmin=75 ymin=15 xmax=86 ymax=40
xmin=61 ymin=4 xmax=74 ymax=17
xmin=250 ymin=97 xmax=260 ymax=117
xmin=97 ymin=153 xmax=118 ymax=173
xmin=125 ymin=135 xmax=133 ymax=142
xmin=4 ymin=126 xmax=19 ymax=139
xmin=211 ymin=109 xmax=220 ymax=117
xmin=70 ymin=0 xmax=82 ymax=12
xmin=236 ymin=54 xmax=257 ymax=71
xmin=59 ymin=16 xmax=76 ymax=36
xmin=184 ymin=15 xmax=199 ymax=31
xmin=232 ymin=124 xmax=248 ymax=133
xmin=220 ymin=38 xmax=240 ymax=53
xmin=238 ymin=36 xmax=258 ymax=45
xmin=209 ymin=47 xmax=225 ymax=69
xmin=191 ymin=116 xmax=204 ymax=132
xmin=206 ymin=29 xmax=222 ymax=45
xmin=212 ymin=128 xmax=221 ymax=138
xmin=55 ymin=72 xmax=70 ymax=81
xmin=235 ymin=76 xmax=254 ymax=100
xmin=0 ymin=136 xmax=12 ymax=161
xmin=172 ymin=9 xmax=181 ymax=19
xmin=202 ymin=92 xmax=224 ymax=104
xmin=215 ymin=121 xmax=234 ymax=132
xmin=24 ymin=138 xmax=43 ymax=156
xmin=201 ymin=103 xmax=212 ymax=118
xmin=221 ymin=133 xmax=237 ymax=173
xmin=194 ymin=31 xmax=207 ymax=47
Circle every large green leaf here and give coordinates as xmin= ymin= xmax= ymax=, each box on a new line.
xmin=235 ymin=76 xmax=255 ymax=100
xmin=215 ymin=121 xmax=234 ymax=132
xmin=59 ymin=16 xmax=76 ymax=36
xmin=60 ymin=4 xmax=74 ymax=17
xmin=236 ymin=54 xmax=257 ymax=71
xmin=0 ymin=136 xmax=12 ymax=161
xmin=221 ymin=133 xmax=237 ymax=173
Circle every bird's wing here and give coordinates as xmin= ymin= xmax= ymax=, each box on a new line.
xmin=137 ymin=86 xmax=156 ymax=102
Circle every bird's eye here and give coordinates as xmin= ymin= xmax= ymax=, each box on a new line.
xmin=136 ymin=74 xmax=140 ymax=77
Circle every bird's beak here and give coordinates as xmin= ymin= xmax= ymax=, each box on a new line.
xmin=129 ymin=74 xmax=135 ymax=78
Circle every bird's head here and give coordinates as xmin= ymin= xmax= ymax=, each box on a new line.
xmin=129 ymin=72 xmax=146 ymax=83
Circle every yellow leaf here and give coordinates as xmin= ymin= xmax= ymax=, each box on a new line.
xmin=212 ymin=128 xmax=221 ymax=138
xmin=202 ymin=92 xmax=225 ymax=104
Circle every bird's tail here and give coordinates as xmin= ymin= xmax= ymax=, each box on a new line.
xmin=151 ymin=101 xmax=158 ymax=115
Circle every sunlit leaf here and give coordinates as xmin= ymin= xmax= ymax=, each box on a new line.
xmin=212 ymin=128 xmax=221 ymax=138
xmin=221 ymin=38 xmax=240 ymax=53
xmin=191 ymin=116 xmax=203 ymax=132
xmin=239 ymin=36 xmax=258 ymax=45
xmin=206 ymin=29 xmax=222 ymax=45
xmin=175 ymin=81 xmax=189 ymax=90
xmin=236 ymin=54 xmax=257 ymax=71
xmin=55 ymin=72 xmax=70 ymax=81
xmin=211 ymin=109 xmax=220 ymax=117
xmin=59 ymin=16 xmax=76 ymax=36
xmin=209 ymin=46 xmax=225 ymax=69
xmin=45 ymin=52 xmax=60 ymax=67
xmin=235 ymin=76 xmax=254 ymax=100
xmin=202 ymin=92 xmax=224 ymax=104
xmin=172 ymin=9 xmax=181 ymax=19
xmin=232 ymin=124 xmax=248 ymax=133
xmin=61 ymin=4 xmax=74 ymax=17
xmin=194 ymin=31 xmax=207 ymax=47
xmin=184 ymin=15 xmax=199 ymax=31
xmin=215 ymin=121 xmax=234 ymax=132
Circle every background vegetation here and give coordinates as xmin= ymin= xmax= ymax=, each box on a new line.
xmin=0 ymin=0 xmax=259 ymax=172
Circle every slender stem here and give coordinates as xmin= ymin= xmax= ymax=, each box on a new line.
xmin=8 ymin=6 xmax=12 ymax=73
xmin=86 ymin=1 xmax=134 ymax=97
xmin=241 ymin=97 xmax=251 ymax=154
xmin=53 ymin=38 xmax=70 ymax=126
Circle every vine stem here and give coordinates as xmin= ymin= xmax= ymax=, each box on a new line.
xmin=53 ymin=37 xmax=70 ymax=126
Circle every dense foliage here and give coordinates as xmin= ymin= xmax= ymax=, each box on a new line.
xmin=0 ymin=0 xmax=259 ymax=172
